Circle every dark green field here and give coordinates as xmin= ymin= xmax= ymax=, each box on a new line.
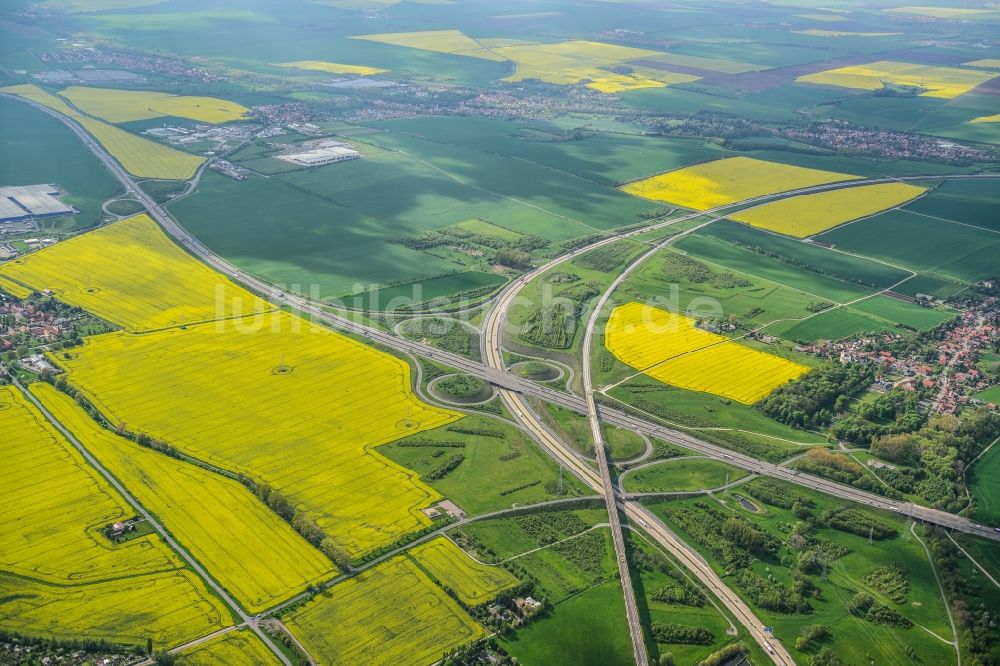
xmin=357 ymin=130 xmax=660 ymax=231
xmin=501 ymin=580 xmax=633 ymax=666
xmin=970 ymin=443 xmax=1000 ymax=525
xmin=820 ymin=210 xmax=1000 ymax=284
xmin=0 ymin=97 xmax=120 ymax=230
xmin=168 ymin=172 xmax=460 ymax=298
xmin=359 ymin=271 xmax=506 ymax=308
xmin=903 ymin=179 xmax=1000 ymax=232
xmin=368 ymin=116 xmax=725 ymax=186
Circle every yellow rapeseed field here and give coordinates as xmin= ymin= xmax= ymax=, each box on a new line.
xmin=494 ymin=40 xmax=667 ymax=90
xmin=353 ymin=29 xmax=507 ymax=61
xmin=620 ymin=156 xmax=857 ymax=210
xmin=409 ymin=538 xmax=518 ymax=606
xmin=0 ymin=214 xmax=272 ymax=332
xmin=55 ymin=310 xmax=458 ymax=555
xmin=796 ymin=13 xmax=847 ymax=22
xmin=884 ymin=6 xmax=992 ymax=17
xmin=797 ymin=60 xmax=996 ymax=99
xmin=965 ymin=59 xmax=1000 ymax=69
xmin=0 ymin=385 xmax=181 ymax=582
xmin=635 ymin=51 xmax=764 ymax=74
xmin=279 ymin=60 xmax=388 ymax=75
xmin=285 ymin=554 xmax=485 ymax=665
xmin=76 ymin=116 xmax=205 ymax=179
xmin=60 ymin=86 xmax=249 ymax=124
xmin=971 ymin=113 xmax=1000 ymax=124
xmin=729 ymin=183 xmax=927 ymax=237
xmin=797 ymin=30 xmax=900 ymax=37
xmin=0 ymin=571 xmax=231 ymax=648
xmin=353 ymin=31 xmax=697 ymax=92
xmin=0 ymin=386 xmax=231 ymax=648
xmin=606 ymin=303 xmax=809 ymax=404
xmin=1 ymin=82 xmax=78 ymax=115
xmin=0 ymin=275 xmax=33 ymax=299
xmin=32 ymin=383 xmax=334 ymax=614
xmin=0 ymin=84 xmax=205 ymax=179
xmin=179 ymin=629 xmax=281 ymax=665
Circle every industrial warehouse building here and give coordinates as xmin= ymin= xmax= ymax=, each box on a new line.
xmin=0 ymin=184 xmax=75 ymax=223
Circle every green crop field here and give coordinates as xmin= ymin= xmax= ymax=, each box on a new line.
xmin=848 ymin=295 xmax=956 ymax=330
xmin=622 ymin=457 xmax=748 ymax=493
xmin=368 ymin=116 xmax=726 ymax=186
xmin=501 ymin=580 xmax=633 ymax=666
xmin=358 ymin=271 xmax=507 ymax=307
xmin=769 ymin=308 xmax=898 ymax=343
xmin=903 ymin=179 xmax=1000 ymax=232
xmin=0 ymin=97 xmax=120 ymax=230
xmin=970 ymin=443 xmax=1000 ymax=525
xmin=168 ymin=172 xmax=460 ymax=299
xmin=358 ymin=131 xmax=660 ymax=231
xmin=819 ymin=210 xmax=1000 ymax=284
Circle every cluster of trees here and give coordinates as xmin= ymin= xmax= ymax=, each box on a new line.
xmin=399 ymin=318 xmax=477 ymax=356
xmin=436 ymin=374 xmax=489 ymax=400
xmin=794 ymin=623 xmax=829 ymax=652
xmin=847 ymin=592 xmax=912 ymax=628
xmin=833 ymin=387 xmax=928 ymax=446
xmin=691 ymin=641 xmax=747 ymax=666
xmin=732 ymin=568 xmax=813 ymax=614
xmin=632 ymin=546 xmax=706 ymax=607
xmin=548 ymin=530 xmax=606 ymax=581
xmin=421 ymin=454 xmax=465 ymax=481
xmin=794 ymin=448 xmax=865 ymax=485
xmin=660 ymin=252 xmax=751 ymax=289
xmin=820 ymin=508 xmax=897 ymax=540
xmin=254 ymin=483 xmax=351 ymax=571
xmin=929 ymin=529 xmax=999 ymax=663
xmin=519 ymin=278 xmax=600 ymax=348
xmin=573 ymin=241 xmax=637 ymax=273
xmin=446 ymin=424 xmax=504 ymax=438
xmin=0 ymin=630 xmax=145 ymax=661
xmin=757 ymin=364 xmax=874 ymax=428
xmin=396 ymin=438 xmax=466 ymax=449
xmin=743 ymin=479 xmax=814 ymax=512
xmin=513 ymin=510 xmax=592 ymax=546
xmin=862 ymin=563 xmax=909 ymax=604
xmin=664 ymin=503 xmax=813 ymax=613
xmin=873 ymin=409 xmax=1000 ymax=512
xmin=394 ymin=224 xmax=547 ymax=255
xmin=650 ymin=622 xmax=713 ymax=645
